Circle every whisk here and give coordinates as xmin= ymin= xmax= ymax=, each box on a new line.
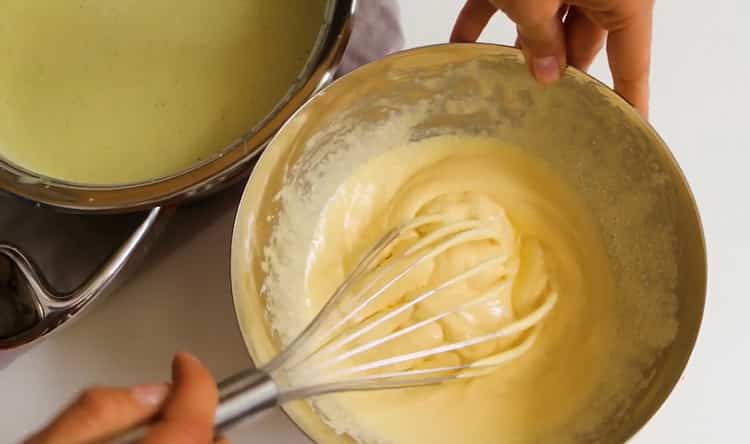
xmin=114 ymin=216 xmax=557 ymax=443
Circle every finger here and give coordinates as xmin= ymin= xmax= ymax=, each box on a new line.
xmin=605 ymin=4 xmax=654 ymax=117
xmin=143 ymin=353 xmax=218 ymax=444
xmin=516 ymin=5 xmax=567 ymax=47
xmin=564 ymin=7 xmax=606 ymax=71
xmin=450 ymin=0 xmax=497 ymax=42
xmin=25 ymin=384 xmax=168 ymax=444
xmin=505 ymin=2 xmax=567 ymax=84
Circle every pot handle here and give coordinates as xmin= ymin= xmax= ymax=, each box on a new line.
xmin=0 ymin=206 xmax=171 ymax=357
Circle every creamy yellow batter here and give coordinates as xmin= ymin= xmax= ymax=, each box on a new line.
xmin=260 ymin=135 xmax=677 ymax=444
xmin=0 ymin=0 xmax=324 ymax=184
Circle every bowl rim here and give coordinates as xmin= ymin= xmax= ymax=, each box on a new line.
xmin=229 ymin=42 xmax=707 ymax=444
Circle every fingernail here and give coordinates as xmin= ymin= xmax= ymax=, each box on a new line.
xmin=532 ymin=56 xmax=561 ymax=84
xmin=175 ymin=351 xmax=202 ymax=366
xmin=131 ymin=383 xmax=169 ymax=407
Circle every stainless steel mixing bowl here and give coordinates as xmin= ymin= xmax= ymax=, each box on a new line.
xmin=0 ymin=0 xmax=354 ymax=358
xmin=231 ymin=44 xmax=706 ymax=443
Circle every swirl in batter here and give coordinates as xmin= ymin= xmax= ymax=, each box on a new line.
xmin=263 ymin=135 xmax=670 ymax=444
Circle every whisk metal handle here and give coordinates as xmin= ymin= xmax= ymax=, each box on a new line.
xmin=214 ymin=369 xmax=279 ymax=431
xmin=110 ymin=370 xmax=279 ymax=444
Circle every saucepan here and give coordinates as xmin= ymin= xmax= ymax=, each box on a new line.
xmin=230 ymin=44 xmax=706 ymax=442
xmin=0 ymin=0 xmax=355 ymax=359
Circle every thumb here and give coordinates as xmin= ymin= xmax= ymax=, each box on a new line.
xmin=510 ymin=6 xmax=567 ymax=83
xmin=25 ymin=384 xmax=169 ymax=444
xmin=141 ymin=352 xmax=218 ymax=444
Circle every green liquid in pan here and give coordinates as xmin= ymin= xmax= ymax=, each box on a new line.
xmin=0 ymin=0 xmax=325 ymax=184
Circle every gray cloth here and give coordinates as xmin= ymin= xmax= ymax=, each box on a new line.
xmin=0 ymin=1 xmax=404 ymax=362
xmin=338 ymin=0 xmax=404 ymax=75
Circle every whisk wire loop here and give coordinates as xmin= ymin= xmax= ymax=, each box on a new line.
xmin=263 ymin=216 xmax=557 ymax=398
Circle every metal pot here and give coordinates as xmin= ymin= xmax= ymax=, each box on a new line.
xmin=0 ymin=0 xmax=355 ymax=357
xmin=230 ymin=44 xmax=706 ymax=443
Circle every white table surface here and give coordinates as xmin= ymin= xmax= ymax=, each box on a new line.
xmin=2 ymin=1 xmax=748 ymax=443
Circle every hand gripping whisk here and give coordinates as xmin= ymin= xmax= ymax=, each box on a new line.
xmin=114 ymin=216 xmax=557 ymax=443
